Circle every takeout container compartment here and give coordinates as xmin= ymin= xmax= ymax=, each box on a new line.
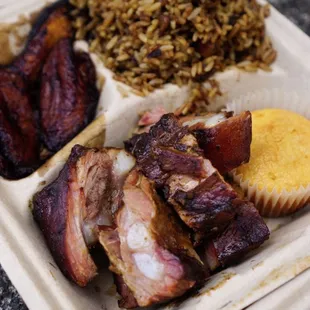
xmin=2 ymin=1 xmax=310 ymax=310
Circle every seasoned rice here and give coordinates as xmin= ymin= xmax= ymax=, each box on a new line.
xmin=70 ymin=0 xmax=276 ymax=112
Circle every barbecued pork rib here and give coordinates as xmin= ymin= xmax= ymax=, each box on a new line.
xmin=40 ymin=38 xmax=99 ymax=152
xmin=203 ymin=199 xmax=270 ymax=271
xmin=125 ymin=113 xmax=238 ymax=242
xmin=10 ymin=0 xmax=72 ymax=82
xmin=165 ymin=172 xmax=238 ymax=244
xmin=182 ymin=111 xmax=252 ymax=174
xmin=0 ymin=71 xmax=39 ymax=179
xmin=125 ymin=113 xmax=209 ymax=185
xmin=135 ymin=108 xmax=252 ymax=174
xmin=32 ymin=145 xmax=135 ymax=286
xmin=99 ymin=169 xmax=205 ymax=308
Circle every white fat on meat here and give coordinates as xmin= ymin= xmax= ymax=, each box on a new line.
xmin=133 ymin=253 xmax=165 ymax=281
xmin=127 ymin=222 xmax=152 ymax=250
xmin=203 ymin=159 xmax=216 ymax=177
xmin=80 ymin=149 xmax=135 ymax=247
xmin=167 ymin=174 xmax=200 ymax=197
xmin=166 ymin=158 xmax=215 ymax=197
xmin=113 ymin=149 xmax=136 ymax=177
xmin=183 ymin=112 xmax=228 ymax=128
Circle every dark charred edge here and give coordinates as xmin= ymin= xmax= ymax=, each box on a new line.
xmin=191 ymin=219 xmax=232 ymax=247
xmin=178 ymin=250 xmax=208 ymax=284
xmin=148 ymin=113 xmax=188 ymax=144
xmin=124 ymin=113 xmax=188 ymax=153
xmin=66 ymin=144 xmax=89 ymax=163
xmin=219 ymin=206 xmax=270 ymax=267
xmin=191 ymin=111 xmax=252 ymax=174
xmin=27 ymin=0 xmax=69 ymax=42
xmin=0 ymin=154 xmax=36 ymax=180
xmin=39 ymin=39 xmax=99 ymax=153
xmin=32 ymin=144 xmax=89 ymax=284
xmin=0 ymin=71 xmax=40 ymax=178
xmin=114 ymin=274 xmax=139 ymax=309
xmin=75 ymin=50 xmax=100 ymax=126
xmin=124 ymin=114 xmax=204 ymax=186
xmin=39 ymin=38 xmax=75 ymax=152
xmin=0 ymin=0 xmax=69 ymax=72
xmin=32 ymin=152 xmax=72 ymax=281
xmin=172 ymin=173 xmax=237 ymax=232
xmin=205 ymin=199 xmax=270 ymax=270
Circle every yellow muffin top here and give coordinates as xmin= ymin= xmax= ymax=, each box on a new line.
xmin=235 ymin=109 xmax=310 ymax=193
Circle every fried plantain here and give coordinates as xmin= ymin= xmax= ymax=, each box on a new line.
xmin=0 ymin=71 xmax=40 ymax=179
xmin=40 ymin=38 xmax=99 ymax=152
xmin=10 ymin=0 xmax=72 ymax=82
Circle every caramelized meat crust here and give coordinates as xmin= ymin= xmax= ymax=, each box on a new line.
xmin=136 ymin=110 xmax=252 ymax=174
xmin=169 ymin=173 xmax=237 ymax=235
xmin=10 ymin=0 xmax=72 ymax=82
xmin=0 ymin=1 xmax=76 ymax=179
xmin=125 ymin=113 xmax=205 ymax=185
xmin=33 ymin=145 xmax=135 ymax=286
xmin=33 ymin=145 xmax=98 ymax=286
xmin=75 ymin=51 xmax=99 ymax=124
xmin=0 ymin=71 xmax=39 ymax=179
xmin=126 ymin=114 xmax=238 ymax=241
xmin=100 ymin=170 xmax=205 ymax=308
xmin=40 ymin=39 xmax=99 ymax=152
xmin=203 ymin=199 xmax=270 ymax=271
xmin=186 ymin=111 xmax=252 ymax=174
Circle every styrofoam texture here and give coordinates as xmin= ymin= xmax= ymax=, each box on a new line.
xmin=1 ymin=0 xmax=310 ymax=310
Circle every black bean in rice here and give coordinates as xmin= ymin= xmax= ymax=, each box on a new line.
xmin=70 ymin=0 xmax=276 ymax=113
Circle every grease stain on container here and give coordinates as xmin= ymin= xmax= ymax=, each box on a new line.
xmin=49 ymin=270 xmax=56 ymax=281
xmin=257 ymin=256 xmax=310 ymax=289
xmin=105 ymin=284 xmax=117 ymax=297
xmin=232 ymin=256 xmax=310 ymax=308
xmin=166 ymin=272 xmax=237 ymax=309
xmin=252 ymin=261 xmax=264 ymax=270
xmin=198 ymin=272 xmax=237 ymax=297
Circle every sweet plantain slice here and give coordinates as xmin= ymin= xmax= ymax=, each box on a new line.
xmin=10 ymin=0 xmax=72 ymax=82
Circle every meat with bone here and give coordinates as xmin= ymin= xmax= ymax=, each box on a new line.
xmin=202 ymin=199 xmax=270 ymax=271
xmin=183 ymin=111 xmax=252 ymax=174
xmin=40 ymin=38 xmax=99 ymax=152
xmin=99 ymin=169 xmax=205 ymax=308
xmin=125 ymin=114 xmax=238 ymax=241
xmin=125 ymin=113 xmax=209 ymax=185
xmin=10 ymin=0 xmax=72 ymax=82
xmin=135 ymin=108 xmax=252 ymax=174
xmin=32 ymin=145 xmax=135 ymax=286
xmin=165 ymin=172 xmax=238 ymax=243
xmin=0 ymin=71 xmax=39 ymax=179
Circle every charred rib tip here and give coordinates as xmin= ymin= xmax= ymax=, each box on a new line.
xmin=33 ymin=145 xmax=135 ymax=287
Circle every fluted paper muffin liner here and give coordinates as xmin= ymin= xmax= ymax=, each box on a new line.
xmin=226 ymin=83 xmax=310 ymax=217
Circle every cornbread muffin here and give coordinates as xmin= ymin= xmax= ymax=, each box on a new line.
xmin=234 ymin=109 xmax=310 ymax=217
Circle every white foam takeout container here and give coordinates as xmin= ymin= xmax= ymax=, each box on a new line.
xmin=1 ymin=0 xmax=310 ymax=309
